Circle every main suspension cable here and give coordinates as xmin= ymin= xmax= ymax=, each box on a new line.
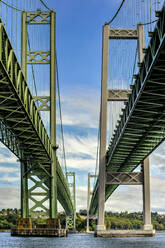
xmin=39 ymin=0 xmax=52 ymax=11
xmin=0 ymin=0 xmax=53 ymax=12
xmin=106 ymin=0 xmax=126 ymax=25
xmin=141 ymin=19 xmax=158 ymax=25
xmin=0 ymin=0 xmax=22 ymax=11
xmin=131 ymin=46 xmax=138 ymax=86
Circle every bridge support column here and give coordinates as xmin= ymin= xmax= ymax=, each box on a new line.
xmin=137 ymin=24 xmax=153 ymax=231
xmin=50 ymin=148 xmax=57 ymax=218
xmin=97 ymin=23 xmax=109 ymax=232
xmin=87 ymin=173 xmax=90 ymax=232
xmin=20 ymin=159 xmax=29 ymax=218
xmin=50 ymin=11 xmax=58 ymax=219
xmin=142 ymin=157 xmax=153 ymax=231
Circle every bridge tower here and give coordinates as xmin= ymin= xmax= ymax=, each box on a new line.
xmin=97 ymin=23 xmax=153 ymax=233
xmin=66 ymin=172 xmax=76 ymax=231
xmin=87 ymin=173 xmax=97 ymax=232
xmin=20 ymin=10 xmax=58 ymax=222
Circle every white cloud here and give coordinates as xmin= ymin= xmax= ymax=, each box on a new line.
xmin=58 ymin=134 xmax=98 ymax=172
xmin=1 ymin=175 xmax=20 ymax=183
xmin=1 ymin=177 xmax=165 ymax=214
xmin=104 ymin=177 xmax=165 ymax=213
xmin=150 ymin=143 xmax=165 ymax=173
xmin=59 ymin=89 xmax=100 ymax=128
xmin=105 ymin=185 xmax=143 ymax=213
xmin=0 ymin=156 xmax=17 ymax=164
xmin=76 ymin=186 xmax=88 ymax=211
xmin=0 ymin=166 xmax=19 ymax=173
xmin=0 ymin=188 xmax=20 ymax=209
xmin=36 ymin=88 xmax=100 ymax=130
xmin=0 ymin=145 xmax=17 ymax=164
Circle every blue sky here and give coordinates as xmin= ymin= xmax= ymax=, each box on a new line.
xmin=0 ymin=0 xmax=165 ymax=213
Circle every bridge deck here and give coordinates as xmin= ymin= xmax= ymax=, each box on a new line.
xmin=0 ymin=20 xmax=73 ymax=215
xmin=90 ymin=4 xmax=165 ymax=214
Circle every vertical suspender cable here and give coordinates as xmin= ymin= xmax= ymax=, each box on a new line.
xmin=56 ymin=55 xmax=67 ymax=176
xmin=94 ymin=109 xmax=100 ymax=187
xmin=27 ymin=33 xmax=38 ymax=98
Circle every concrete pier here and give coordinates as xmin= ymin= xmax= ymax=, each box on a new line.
xmin=95 ymin=229 xmax=155 ymax=238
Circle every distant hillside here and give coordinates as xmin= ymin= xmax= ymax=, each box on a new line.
xmin=0 ymin=209 xmax=165 ymax=231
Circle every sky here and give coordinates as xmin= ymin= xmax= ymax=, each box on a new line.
xmin=0 ymin=0 xmax=165 ymax=215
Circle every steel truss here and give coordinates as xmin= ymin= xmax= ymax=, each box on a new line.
xmin=66 ymin=172 xmax=76 ymax=230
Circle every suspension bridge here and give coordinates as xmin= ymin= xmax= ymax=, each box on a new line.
xmin=87 ymin=0 xmax=165 ymax=237
xmin=0 ymin=0 xmax=76 ymax=237
xmin=0 ymin=0 xmax=164 ymax=238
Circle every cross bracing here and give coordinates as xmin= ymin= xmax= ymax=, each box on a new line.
xmin=0 ymin=18 xmax=73 ymax=215
xmin=90 ymin=3 xmax=165 ymax=215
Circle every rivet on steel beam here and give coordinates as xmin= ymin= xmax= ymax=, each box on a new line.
xmin=138 ymin=62 xmax=143 ymax=68
xmin=52 ymin=145 xmax=59 ymax=150
xmin=133 ymin=74 xmax=138 ymax=79
xmin=148 ymin=31 xmax=153 ymax=37
xmin=155 ymin=11 xmax=161 ymax=17
xmin=143 ymin=48 xmax=148 ymax=54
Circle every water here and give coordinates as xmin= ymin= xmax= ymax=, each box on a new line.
xmin=0 ymin=232 xmax=165 ymax=248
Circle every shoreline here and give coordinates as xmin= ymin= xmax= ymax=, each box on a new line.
xmin=0 ymin=229 xmax=165 ymax=234
xmin=0 ymin=229 xmax=10 ymax=232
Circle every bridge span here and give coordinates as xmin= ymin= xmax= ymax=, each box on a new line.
xmin=89 ymin=2 xmax=165 ymax=237
xmin=0 ymin=6 xmax=75 ymax=236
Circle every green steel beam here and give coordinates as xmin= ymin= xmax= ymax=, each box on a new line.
xmin=21 ymin=155 xmax=29 ymax=218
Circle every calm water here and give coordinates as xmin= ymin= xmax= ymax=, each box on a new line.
xmin=0 ymin=232 xmax=165 ymax=248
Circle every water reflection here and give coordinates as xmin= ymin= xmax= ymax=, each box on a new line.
xmin=0 ymin=232 xmax=165 ymax=248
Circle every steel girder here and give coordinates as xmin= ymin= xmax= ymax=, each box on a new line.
xmin=0 ymin=19 xmax=73 ymax=215
xmin=90 ymin=3 xmax=165 ymax=215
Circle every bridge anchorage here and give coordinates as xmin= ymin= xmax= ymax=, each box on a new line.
xmin=0 ymin=9 xmax=75 ymax=237
xmin=89 ymin=3 xmax=165 ymax=238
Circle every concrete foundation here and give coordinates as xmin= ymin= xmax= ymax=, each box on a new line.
xmin=11 ymin=228 xmax=66 ymax=237
xmin=95 ymin=229 xmax=155 ymax=237
xmin=96 ymin=225 xmax=106 ymax=231
xmin=143 ymin=224 xmax=154 ymax=231
xmin=11 ymin=217 xmax=65 ymax=237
